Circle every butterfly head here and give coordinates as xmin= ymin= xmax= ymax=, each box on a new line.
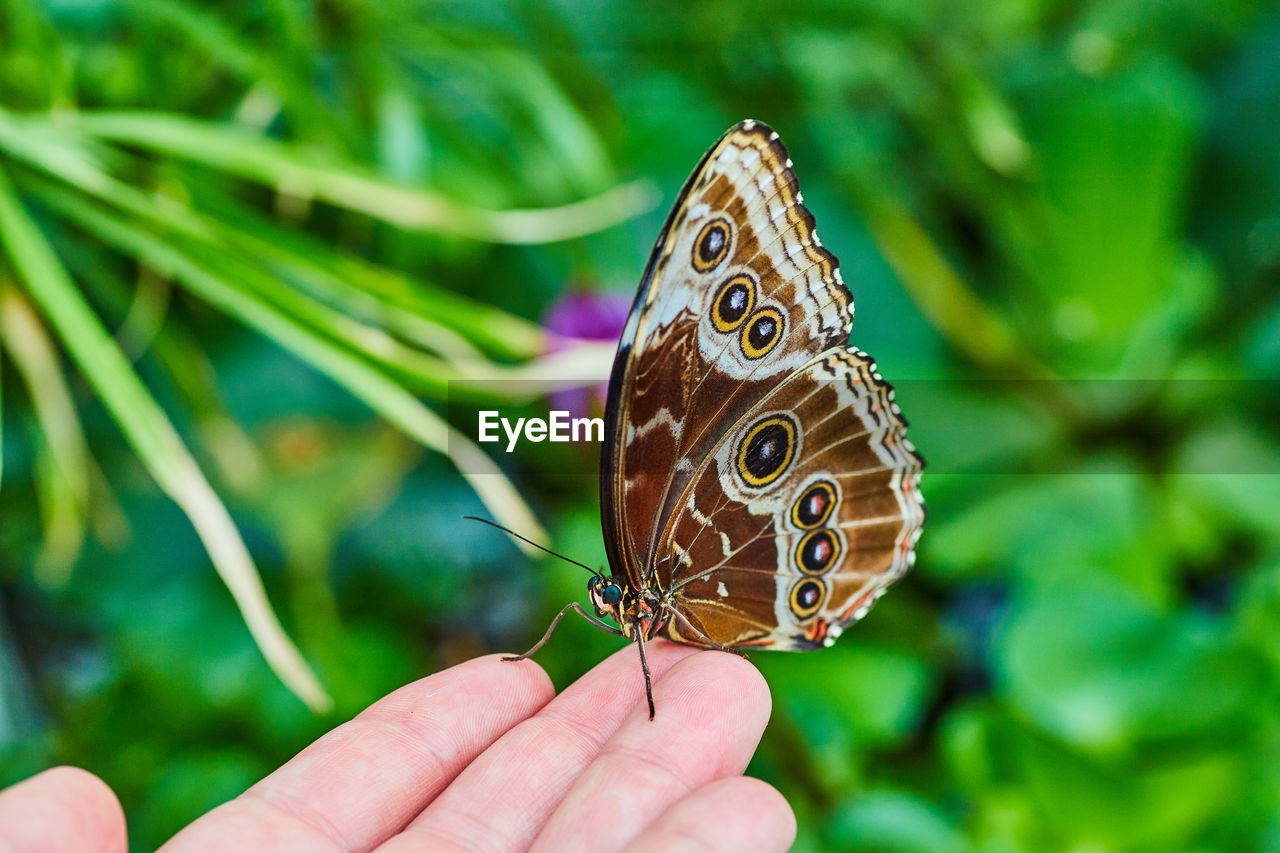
xmin=587 ymin=573 xmax=625 ymax=620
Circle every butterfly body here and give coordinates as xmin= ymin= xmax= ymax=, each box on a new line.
xmin=587 ymin=576 xmax=665 ymax=643
xmin=505 ymin=120 xmax=924 ymax=718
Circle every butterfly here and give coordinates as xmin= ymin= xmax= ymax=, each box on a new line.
xmin=492 ymin=119 xmax=924 ymax=719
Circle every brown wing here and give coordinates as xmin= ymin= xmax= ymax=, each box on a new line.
xmin=601 ymin=120 xmax=852 ymax=589
xmin=652 ymin=347 xmax=924 ymax=649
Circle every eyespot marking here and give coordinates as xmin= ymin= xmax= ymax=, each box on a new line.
xmin=792 ymin=480 xmax=837 ymax=529
xmin=711 ymin=274 xmax=755 ymax=333
xmin=795 ymin=529 xmax=842 ymax=575
xmin=692 ymin=217 xmax=732 ymax=272
xmin=789 ymin=578 xmax=826 ymax=619
xmin=736 ymin=415 xmax=798 ymax=488
xmin=740 ymin=307 xmax=784 ymax=359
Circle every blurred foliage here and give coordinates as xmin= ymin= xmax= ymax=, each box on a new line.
xmin=1 ymin=0 xmax=1279 ymax=850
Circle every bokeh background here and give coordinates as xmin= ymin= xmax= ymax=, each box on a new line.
xmin=3 ymin=1 xmax=1280 ymax=850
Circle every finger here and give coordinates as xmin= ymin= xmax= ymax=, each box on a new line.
xmin=161 ymin=655 xmax=553 ymax=852
xmin=531 ymin=650 xmax=771 ymax=853
xmin=378 ymin=640 xmax=699 ymax=853
xmin=0 ymin=766 xmax=127 ymax=853
xmin=625 ymin=776 xmax=795 ymax=853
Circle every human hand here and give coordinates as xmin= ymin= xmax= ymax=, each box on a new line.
xmin=0 ymin=641 xmax=794 ymax=852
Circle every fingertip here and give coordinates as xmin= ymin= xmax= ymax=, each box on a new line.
xmin=438 ymin=653 xmax=558 ymax=722
xmin=567 ymin=639 xmax=699 ymax=709
xmin=34 ymin=765 xmax=114 ymax=798
xmin=661 ymin=650 xmax=772 ymax=737
xmin=54 ymin=766 xmax=127 ymax=844
xmin=738 ymin=776 xmax=797 ymax=846
xmin=710 ymin=650 xmax=772 ymax=718
xmin=33 ymin=766 xmax=126 ymax=841
xmin=371 ymin=653 xmax=556 ymax=723
xmin=476 ymin=653 xmax=557 ymax=702
xmin=0 ymin=766 xmax=127 ymax=853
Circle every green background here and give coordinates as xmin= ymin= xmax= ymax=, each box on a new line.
xmin=2 ymin=1 xmax=1280 ymax=850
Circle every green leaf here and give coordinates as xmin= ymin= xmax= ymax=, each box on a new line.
xmin=827 ymin=791 xmax=969 ymax=853
xmin=995 ymin=583 xmax=1261 ymax=751
xmin=763 ymin=644 xmax=934 ymax=747
xmin=1011 ymin=57 xmax=1206 ymax=366
xmin=1004 ymin=722 xmax=1245 ymax=848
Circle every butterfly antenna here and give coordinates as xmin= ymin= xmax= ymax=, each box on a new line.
xmin=463 ymin=516 xmax=599 ymax=576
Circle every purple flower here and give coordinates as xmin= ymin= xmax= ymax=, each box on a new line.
xmin=543 ymin=290 xmax=631 ymax=419
xmin=544 ymin=291 xmax=631 ymax=349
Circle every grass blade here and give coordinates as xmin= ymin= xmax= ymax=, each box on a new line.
xmin=0 ymin=109 xmax=548 ymax=360
xmin=0 ymin=301 xmax=4 ymax=495
xmin=198 ymin=195 xmax=541 ymax=360
xmin=0 ymin=285 xmax=90 ymax=583
xmin=0 ymin=166 xmax=331 ymax=711
xmin=74 ymin=111 xmax=659 ymax=243
xmin=35 ymin=182 xmax=549 ymax=551
xmin=864 ymin=195 xmax=1044 ymax=377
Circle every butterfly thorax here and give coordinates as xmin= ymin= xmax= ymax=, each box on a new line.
xmin=587 ymin=575 xmax=666 ymax=641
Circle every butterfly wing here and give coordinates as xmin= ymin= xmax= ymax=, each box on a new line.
xmin=652 ymin=346 xmax=924 ymax=649
xmin=602 ymin=120 xmax=853 ymax=589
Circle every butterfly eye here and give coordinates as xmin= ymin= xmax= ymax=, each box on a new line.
xmin=711 ymin=274 xmax=755 ymax=333
xmin=740 ymin=307 xmax=785 ymax=359
xmin=736 ymin=415 xmax=798 ymax=488
xmin=792 ymin=481 xmax=837 ymax=529
xmin=789 ymin=578 xmax=827 ymax=619
xmin=795 ymin=529 xmax=842 ymax=575
xmin=692 ymin=218 xmax=732 ymax=272
xmin=601 ymin=583 xmax=623 ymax=606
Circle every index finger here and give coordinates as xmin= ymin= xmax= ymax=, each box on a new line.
xmin=161 ymin=655 xmax=553 ymax=852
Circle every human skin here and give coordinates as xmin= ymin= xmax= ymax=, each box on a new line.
xmin=0 ymin=641 xmax=795 ymax=852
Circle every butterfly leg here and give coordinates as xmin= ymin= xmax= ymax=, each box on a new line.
xmin=503 ymin=602 xmax=623 ymax=662
xmin=636 ymin=632 xmax=656 ymax=721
